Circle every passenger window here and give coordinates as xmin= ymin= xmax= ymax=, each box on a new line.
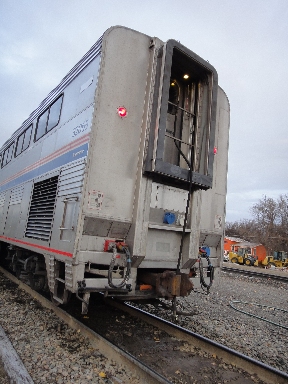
xmin=15 ymin=135 xmax=24 ymax=157
xmin=2 ymin=142 xmax=15 ymax=167
xmin=47 ymin=96 xmax=63 ymax=131
xmin=35 ymin=110 xmax=49 ymax=141
xmin=22 ymin=125 xmax=32 ymax=151
xmin=15 ymin=125 xmax=33 ymax=157
xmin=35 ymin=95 xmax=63 ymax=141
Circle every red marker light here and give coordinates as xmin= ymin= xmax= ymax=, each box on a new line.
xmin=117 ymin=106 xmax=127 ymax=118
xmin=214 ymin=147 xmax=217 ymax=154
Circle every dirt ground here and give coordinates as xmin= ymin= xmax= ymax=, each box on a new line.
xmin=67 ymin=295 xmax=266 ymax=384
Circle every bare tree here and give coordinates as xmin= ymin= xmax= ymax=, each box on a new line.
xmin=250 ymin=196 xmax=278 ymax=253
xmin=225 ymin=219 xmax=257 ymax=241
xmin=225 ymin=194 xmax=288 ymax=253
xmin=275 ymin=194 xmax=288 ymax=250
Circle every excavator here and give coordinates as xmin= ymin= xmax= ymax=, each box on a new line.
xmin=229 ymin=246 xmax=258 ymax=266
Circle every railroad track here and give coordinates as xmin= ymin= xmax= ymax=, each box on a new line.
xmin=0 ymin=266 xmax=168 ymax=384
xmin=103 ymin=298 xmax=288 ymax=384
xmin=1 ymin=266 xmax=288 ymax=384
xmin=221 ymin=265 xmax=288 ymax=282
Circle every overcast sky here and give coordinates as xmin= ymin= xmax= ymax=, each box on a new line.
xmin=0 ymin=0 xmax=287 ymax=223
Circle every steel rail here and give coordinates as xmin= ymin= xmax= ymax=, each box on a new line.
xmin=221 ymin=265 xmax=288 ymax=282
xmin=103 ymin=297 xmax=288 ymax=384
xmin=0 ymin=266 xmax=171 ymax=384
xmin=2 ymin=264 xmax=288 ymax=383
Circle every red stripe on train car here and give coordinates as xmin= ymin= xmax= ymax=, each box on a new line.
xmin=0 ymin=133 xmax=90 ymax=187
xmin=0 ymin=236 xmax=73 ymax=257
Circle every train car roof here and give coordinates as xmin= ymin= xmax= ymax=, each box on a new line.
xmin=1 ymin=33 xmax=103 ymax=151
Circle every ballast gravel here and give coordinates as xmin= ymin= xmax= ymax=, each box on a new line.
xmin=0 ymin=275 xmax=140 ymax=384
xmin=144 ymin=269 xmax=288 ymax=374
xmin=0 ymin=267 xmax=287 ymax=383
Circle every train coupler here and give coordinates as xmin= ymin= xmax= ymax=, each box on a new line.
xmin=138 ymin=270 xmax=193 ymax=299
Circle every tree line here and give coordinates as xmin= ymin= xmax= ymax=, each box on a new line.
xmin=225 ymin=194 xmax=288 ymax=254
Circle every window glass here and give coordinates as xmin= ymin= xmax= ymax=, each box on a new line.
xmin=35 ymin=110 xmax=49 ymax=141
xmin=7 ymin=144 xmax=14 ymax=163
xmin=47 ymin=96 xmax=63 ymax=132
xmin=22 ymin=125 xmax=32 ymax=151
xmin=34 ymin=95 xmax=63 ymax=141
xmin=2 ymin=149 xmax=8 ymax=166
xmin=15 ymin=133 xmax=25 ymax=157
xmin=2 ymin=143 xmax=15 ymax=167
xmin=15 ymin=125 xmax=32 ymax=157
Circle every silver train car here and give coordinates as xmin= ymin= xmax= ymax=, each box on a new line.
xmin=0 ymin=26 xmax=230 ymax=313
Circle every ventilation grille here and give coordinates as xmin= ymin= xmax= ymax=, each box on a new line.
xmin=25 ymin=176 xmax=58 ymax=241
xmin=0 ymin=191 xmax=6 ymax=207
xmin=58 ymin=159 xmax=85 ymax=197
xmin=10 ymin=185 xmax=24 ymax=205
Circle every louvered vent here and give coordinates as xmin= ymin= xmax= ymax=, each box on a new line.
xmin=10 ymin=185 xmax=24 ymax=205
xmin=25 ymin=176 xmax=59 ymax=241
xmin=0 ymin=191 xmax=6 ymax=207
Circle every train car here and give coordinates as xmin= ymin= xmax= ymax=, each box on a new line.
xmin=0 ymin=26 xmax=230 ymax=313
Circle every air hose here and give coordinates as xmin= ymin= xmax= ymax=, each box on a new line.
xmin=108 ymin=243 xmax=131 ymax=289
xmin=230 ymin=300 xmax=288 ymax=330
xmin=199 ymin=252 xmax=214 ymax=292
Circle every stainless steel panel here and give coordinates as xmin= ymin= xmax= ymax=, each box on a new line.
xmin=82 ymin=217 xmax=111 ymax=237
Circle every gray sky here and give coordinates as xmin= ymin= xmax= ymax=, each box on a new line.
xmin=0 ymin=0 xmax=287 ymax=223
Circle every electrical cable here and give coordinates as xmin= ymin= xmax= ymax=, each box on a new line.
xmin=229 ymin=300 xmax=288 ymax=330
xmin=199 ymin=253 xmax=214 ymax=292
xmin=108 ymin=244 xmax=131 ymax=289
xmin=171 ymin=95 xmax=194 ymax=275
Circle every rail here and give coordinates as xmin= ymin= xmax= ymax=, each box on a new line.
xmin=1 ymin=265 xmax=288 ymax=383
xmin=0 ymin=266 xmax=170 ymax=384
xmin=221 ymin=265 xmax=288 ymax=282
xmin=104 ymin=298 xmax=288 ymax=384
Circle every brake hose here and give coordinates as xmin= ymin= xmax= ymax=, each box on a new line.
xmin=108 ymin=244 xmax=131 ymax=289
xmin=199 ymin=252 xmax=214 ymax=292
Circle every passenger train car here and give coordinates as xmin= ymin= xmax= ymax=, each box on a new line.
xmin=0 ymin=26 xmax=230 ymax=313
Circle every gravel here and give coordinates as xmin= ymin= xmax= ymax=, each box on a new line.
xmin=0 ymin=269 xmax=287 ymax=383
xmin=0 ymin=274 xmax=140 ymax=384
xmin=140 ymin=270 xmax=288 ymax=374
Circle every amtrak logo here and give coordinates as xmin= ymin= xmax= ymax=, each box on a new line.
xmin=73 ymin=150 xmax=84 ymax=157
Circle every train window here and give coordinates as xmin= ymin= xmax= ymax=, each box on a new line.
xmin=35 ymin=95 xmax=63 ymax=141
xmin=2 ymin=142 xmax=15 ymax=167
xmin=35 ymin=110 xmax=49 ymax=141
xmin=15 ymin=135 xmax=24 ymax=157
xmin=15 ymin=125 xmax=33 ymax=157
xmin=47 ymin=96 xmax=63 ymax=132
xmin=22 ymin=125 xmax=32 ymax=151
xmin=146 ymin=40 xmax=218 ymax=190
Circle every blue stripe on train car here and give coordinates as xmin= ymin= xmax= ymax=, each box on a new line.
xmin=0 ymin=142 xmax=89 ymax=193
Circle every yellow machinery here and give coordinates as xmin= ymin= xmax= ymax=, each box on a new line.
xmin=229 ymin=247 xmax=258 ymax=266
xmin=260 ymin=251 xmax=288 ymax=268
